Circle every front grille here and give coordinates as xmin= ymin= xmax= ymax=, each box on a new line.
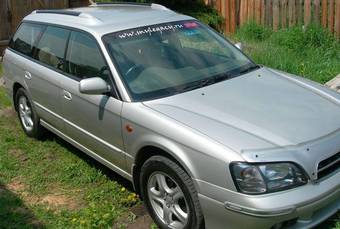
xmin=317 ymin=152 xmax=340 ymax=179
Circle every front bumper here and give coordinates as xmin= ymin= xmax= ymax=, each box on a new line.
xmin=196 ymin=171 xmax=340 ymax=229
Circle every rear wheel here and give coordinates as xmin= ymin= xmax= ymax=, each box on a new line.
xmin=140 ymin=156 xmax=204 ymax=229
xmin=15 ymin=88 xmax=45 ymax=139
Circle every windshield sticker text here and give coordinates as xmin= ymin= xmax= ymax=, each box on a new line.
xmin=117 ymin=24 xmax=185 ymax=39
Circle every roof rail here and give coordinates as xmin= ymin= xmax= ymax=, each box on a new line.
xmin=91 ymin=2 xmax=152 ymax=6
xmin=35 ymin=10 xmax=81 ymax=16
xmin=90 ymin=2 xmax=169 ymax=10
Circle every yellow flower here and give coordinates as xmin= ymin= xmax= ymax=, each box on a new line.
xmin=121 ymin=187 xmax=126 ymax=192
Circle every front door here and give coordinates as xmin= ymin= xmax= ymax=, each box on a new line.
xmin=60 ymin=30 xmax=127 ymax=172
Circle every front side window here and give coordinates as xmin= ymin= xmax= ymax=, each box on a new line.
xmin=65 ymin=31 xmax=109 ymax=81
xmin=35 ymin=26 xmax=70 ymax=70
xmin=103 ymin=20 xmax=257 ymax=101
xmin=9 ymin=22 xmax=46 ymax=57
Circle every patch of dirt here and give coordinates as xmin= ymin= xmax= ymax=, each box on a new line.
xmin=126 ymin=215 xmax=154 ymax=229
xmin=325 ymin=74 xmax=340 ymax=92
xmin=42 ymin=153 xmax=58 ymax=161
xmin=7 ymin=177 xmax=28 ymax=193
xmin=7 ymin=178 xmax=83 ymax=211
xmin=114 ymin=205 xmax=154 ymax=229
xmin=40 ymin=193 xmax=80 ymax=210
xmin=8 ymin=149 xmax=29 ymax=163
xmin=0 ymin=107 xmax=16 ymax=118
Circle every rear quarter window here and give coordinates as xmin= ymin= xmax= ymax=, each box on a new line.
xmin=9 ymin=22 xmax=46 ymax=57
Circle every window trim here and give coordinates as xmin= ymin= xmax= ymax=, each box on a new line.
xmin=9 ymin=22 xmax=47 ymax=58
xmin=8 ymin=20 xmax=121 ymax=100
xmin=33 ymin=25 xmax=70 ymax=72
xmin=64 ymin=30 xmax=111 ymax=85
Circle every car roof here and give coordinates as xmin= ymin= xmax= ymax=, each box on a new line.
xmin=23 ymin=3 xmax=194 ymax=37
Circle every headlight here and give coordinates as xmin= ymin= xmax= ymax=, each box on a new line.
xmin=230 ymin=162 xmax=308 ymax=194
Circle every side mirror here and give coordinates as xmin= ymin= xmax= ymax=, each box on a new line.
xmin=79 ymin=77 xmax=111 ymax=95
xmin=235 ymin=42 xmax=243 ymax=50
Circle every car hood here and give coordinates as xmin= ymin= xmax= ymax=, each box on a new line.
xmin=144 ymin=67 xmax=340 ymax=152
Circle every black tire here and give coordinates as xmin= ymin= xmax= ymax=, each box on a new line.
xmin=15 ymin=88 xmax=45 ymax=139
xmin=140 ymin=155 xmax=204 ymax=229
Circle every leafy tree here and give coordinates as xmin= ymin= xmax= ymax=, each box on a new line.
xmin=94 ymin=0 xmax=223 ymax=30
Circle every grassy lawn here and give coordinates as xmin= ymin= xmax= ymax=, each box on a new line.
xmin=231 ymin=22 xmax=340 ymax=84
xmin=0 ymin=67 xmax=140 ymax=228
xmin=0 ymin=23 xmax=339 ymax=228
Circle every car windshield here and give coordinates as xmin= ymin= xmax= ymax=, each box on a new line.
xmin=103 ymin=20 xmax=258 ymax=101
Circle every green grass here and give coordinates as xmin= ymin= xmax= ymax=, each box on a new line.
xmin=0 ymin=84 xmax=139 ymax=227
xmin=0 ymin=23 xmax=339 ymax=228
xmin=231 ymin=22 xmax=340 ymax=84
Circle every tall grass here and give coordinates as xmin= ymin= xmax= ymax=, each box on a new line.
xmin=232 ymin=22 xmax=340 ymax=84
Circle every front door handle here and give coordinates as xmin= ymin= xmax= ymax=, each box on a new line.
xmin=63 ymin=90 xmax=72 ymax=101
xmin=24 ymin=71 xmax=32 ymax=80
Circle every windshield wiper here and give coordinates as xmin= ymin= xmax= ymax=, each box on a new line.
xmin=181 ymin=72 xmax=233 ymax=92
xmin=238 ymin=64 xmax=260 ymax=75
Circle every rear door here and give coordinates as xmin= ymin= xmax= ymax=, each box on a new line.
xmin=60 ymin=30 xmax=127 ymax=172
xmin=30 ymin=25 xmax=70 ymax=128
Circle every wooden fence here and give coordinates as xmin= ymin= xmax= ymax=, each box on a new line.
xmin=207 ymin=0 xmax=340 ymax=38
xmin=0 ymin=0 xmax=89 ymax=53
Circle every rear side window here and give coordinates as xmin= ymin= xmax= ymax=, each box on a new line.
xmin=65 ymin=31 xmax=109 ymax=81
xmin=10 ymin=23 xmax=45 ymax=57
xmin=35 ymin=26 xmax=70 ymax=70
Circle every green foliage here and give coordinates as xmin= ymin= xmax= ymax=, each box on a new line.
xmin=271 ymin=24 xmax=338 ymax=50
xmin=233 ymin=22 xmax=340 ymax=84
xmin=180 ymin=3 xmax=223 ymax=30
xmin=95 ymin=0 xmax=224 ymax=30
xmin=234 ymin=21 xmax=272 ymax=41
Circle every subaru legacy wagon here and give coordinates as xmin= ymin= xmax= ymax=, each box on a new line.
xmin=2 ymin=3 xmax=339 ymax=229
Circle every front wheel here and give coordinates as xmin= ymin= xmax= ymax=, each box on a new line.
xmin=140 ymin=156 xmax=204 ymax=229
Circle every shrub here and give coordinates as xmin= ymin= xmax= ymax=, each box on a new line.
xmin=271 ymin=24 xmax=338 ymax=50
xmin=233 ymin=22 xmax=340 ymax=84
xmin=234 ymin=21 xmax=272 ymax=41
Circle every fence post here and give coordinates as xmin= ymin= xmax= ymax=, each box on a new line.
xmin=321 ymin=0 xmax=328 ymax=27
xmin=248 ymin=0 xmax=254 ymax=21
xmin=255 ymin=0 xmax=261 ymax=24
xmin=288 ymin=0 xmax=296 ymax=27
xmin=328 ymin=0 xmax=334 ymax=33
xmin=314 ymin=0 xmax=320 ymax=25
xmin=240 ymin=0 xmax=248 ymax=25
xmin=335 ymin=0 xmax=340 ymax=38
xmin=224 ymin=0 xmax=230 ymax=33
xmin=281 ymin=0 xmax=288 ymax=28
xmin=296 ymin=0 xmax=303 ymax=25
xmin=273 ymin=0 xmax=280 ymax=30
xmin=305 ymin=0 xmax=312 ymax=26
xmin=261 ymin=0 xmax=265 ymax=25
xmin=266 ymin=0 xmax=273 ymax=26
xmin=230 ymin=0 xmax=236 ymax=33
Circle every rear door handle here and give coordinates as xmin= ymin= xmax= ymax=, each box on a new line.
xmin=24 ymin=71 xmax=32 ymax=80
xmin=63 ymin=90 xmax=72 ymax=101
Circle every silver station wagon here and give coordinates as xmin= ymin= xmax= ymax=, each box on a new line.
xmin=2 ymin=3 xmax=340 ymax=229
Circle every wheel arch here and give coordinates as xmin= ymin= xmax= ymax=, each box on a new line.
xmin=13 ymin=82 xmax=24 ymax=111
xmin=132 ymin=144 xmax=197 ymax=197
